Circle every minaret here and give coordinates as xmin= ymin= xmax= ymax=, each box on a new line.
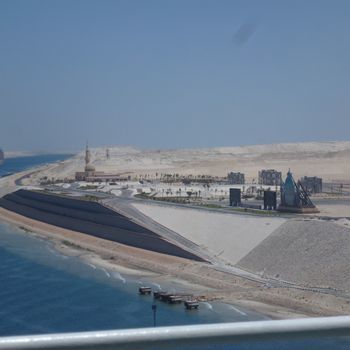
xmin=85 ymin=142 xmax=91 ymax=166
xmin=84 ymin=142 xmax=95 ymax=173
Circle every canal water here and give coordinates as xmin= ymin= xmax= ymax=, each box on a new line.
xmin=0 ymin=222 xmax=263 ymax=336
xmin=0 ymin=154 xmax=72 ymax=178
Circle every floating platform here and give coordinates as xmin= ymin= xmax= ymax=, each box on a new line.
xmin=153 ymin=291 xmax=167 ymax=300
xmin=167 ymin=295 xmax=183 ymax=304
xmin=159 ymin=293 xmax=175 ymax=303
xmin=184 ymin=300 xmax=199 ymax=310
xmin=153 ymin=291 xmax=193 ymax=304
xmin=139 ymin=287 xmax=152 ymax=295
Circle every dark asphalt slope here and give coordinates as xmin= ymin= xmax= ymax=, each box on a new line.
xmin=0 ymin=190 xmax=206 ymax=262
xmin=7 ymin=191 xmax=154 ymax=235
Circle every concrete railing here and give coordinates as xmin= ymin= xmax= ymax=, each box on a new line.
xmin=1 ymin=316 xmax=350 ymax=349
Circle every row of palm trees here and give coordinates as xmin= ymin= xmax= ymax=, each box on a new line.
xmin=136 ymin=173 xmax=226 ymax=185
xmin=157 ymin=188 xmax=203 ymax=198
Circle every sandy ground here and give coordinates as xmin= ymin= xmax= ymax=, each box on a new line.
xmin=4 ymin=151 xmax=44 ymax=158
xmin=132 ymin=202 xmax=286 ymax=265
xmin=314 ymin=204 xmax=350 ymax=217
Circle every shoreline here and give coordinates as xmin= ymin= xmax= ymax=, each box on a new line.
xmin=0 ymin=206 xmax=347 ymax=320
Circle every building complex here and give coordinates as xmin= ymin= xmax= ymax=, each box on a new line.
xmin=227 ymin=172 xmax=245 ymax=184
xmin=258 ymin=169 xmax=282 ymax=186
xmin=75 ymin=144 xmax=128 ymax=182
xmin=300 ymin=176 xmax=323 ymax=194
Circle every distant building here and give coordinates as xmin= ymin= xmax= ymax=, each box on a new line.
xmin=300 ymin=176 xmax=322 ymax=194
xmin=278 ymin=170 xmax=318 ymax=213
xmin=75 ymin=144 xmax=128 ymax=182
xmin=227 ymin=172 xmax=245 ymax=184
xmin=258 ymin=169 xmax=282 ymax=186
xmin=75 ymin=171 xmax=129 ymax=182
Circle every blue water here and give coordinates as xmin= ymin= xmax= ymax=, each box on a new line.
xmin=0 ymin=154 xmax=350 ymax=348
xmin=2 ymin=224 xmax=350 ymax=350
xmin=0 ymin=223 xmax=262 ymax=336
xmin=0 ymin=154 xmax=72 ymax=177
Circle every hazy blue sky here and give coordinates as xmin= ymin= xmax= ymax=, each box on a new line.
xmin=1 ymin=0 xmax=350 ymax=152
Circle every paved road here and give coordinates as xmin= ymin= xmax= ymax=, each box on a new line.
xmin=312 ymin=198 xmax=350 ymax=206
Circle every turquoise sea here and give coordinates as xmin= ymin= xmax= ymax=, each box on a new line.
xmin=0 ymin=154 xmax=72 ymax=178
xmin=0 ymin=222 xmax=263 ymax=335
xmin=0 ymin=154 xmax=350 ymax=349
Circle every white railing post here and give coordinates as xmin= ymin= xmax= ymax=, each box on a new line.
xmin=1 ymin=316 xmax=350 ymax=349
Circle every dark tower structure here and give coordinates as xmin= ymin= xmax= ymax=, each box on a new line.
xmin=278 ymin=170 xmax=319 ymax=213
xmin=229 ymin=188 xmax=241 ymax=207
xmin=264 ymin=191 xmax=277 ymax=210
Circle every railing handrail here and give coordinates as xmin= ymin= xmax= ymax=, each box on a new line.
xmin=1 ymin=316 xmax=350 ymax=349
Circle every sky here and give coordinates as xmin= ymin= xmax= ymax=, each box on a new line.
xmin=1 ymin=0 xmax=350 ymax=152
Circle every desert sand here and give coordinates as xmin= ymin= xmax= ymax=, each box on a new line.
xmin=21 ymin=141 xmax=350 ymax=185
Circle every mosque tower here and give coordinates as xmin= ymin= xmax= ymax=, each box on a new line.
xmin=84 ymin=142 xmax=95 ymax=173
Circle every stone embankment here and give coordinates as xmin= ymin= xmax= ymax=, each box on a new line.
xmin=237 ymin=219 xmax=350 ymax=291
